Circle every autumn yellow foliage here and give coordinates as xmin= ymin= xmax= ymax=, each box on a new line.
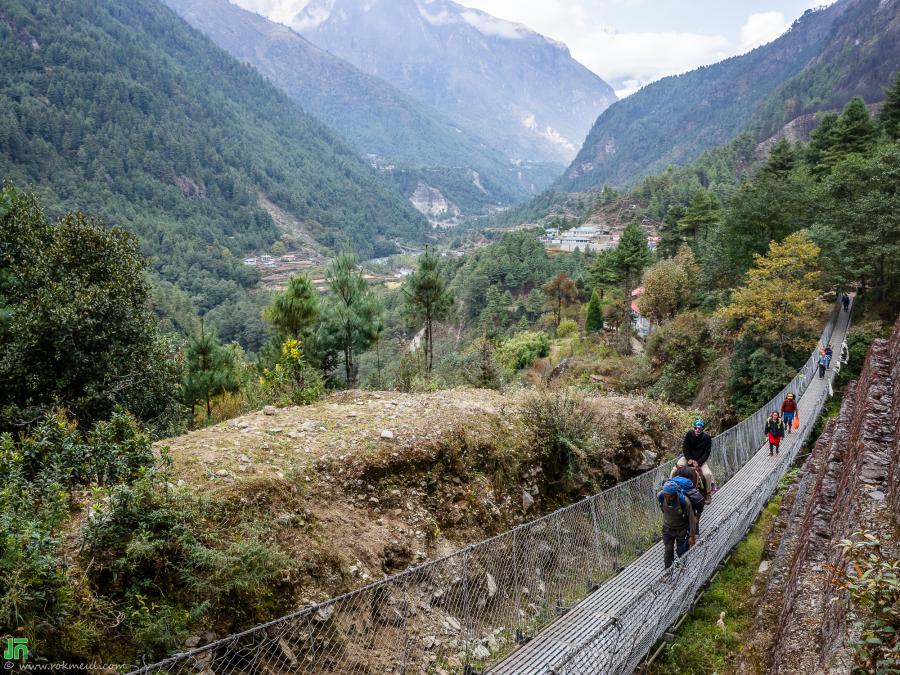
xmin=719 ymin=230 xmax=825 ymax=354
xmin=638 ymin=245 xmax=699 ymax=323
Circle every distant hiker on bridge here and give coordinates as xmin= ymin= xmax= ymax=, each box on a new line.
xmin=672 ymin=419 xmax=716 ymax=503
xmin=780 ymin=393 xmax=797 ymax=434
xmin=825 ymin=344 xmax=833 ymax=366
xmin=842 ymin=293 xmax=851 ymax=311
xmin=658 ymin=473 xmax=699 ymax=569
xmin=765 ymin=411 xmax=785 ymax=456
xmin=817 ymin=351 xmax=829 ymax=378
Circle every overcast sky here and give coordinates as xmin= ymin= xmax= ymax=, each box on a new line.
xmin=459 ymin=0 xmax=836 ymax=97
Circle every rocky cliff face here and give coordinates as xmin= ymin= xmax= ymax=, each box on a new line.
xmin=738 ymin=314 xmax=899 ymax=674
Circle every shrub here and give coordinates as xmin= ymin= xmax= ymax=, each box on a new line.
xmin=83 ymin=466 xmax=291 ymax=657
xmin=833 ymin=531 xmax=900 ymax=674
xmin=556 ymin=318 xmax=579 ymax=338
xmin=521 ymin=388 xmax=601 ymax=491
xmin=646 ymin=312 xmax=717 ymax=404
xmin=496 ymin=331 xmax=550 ymax=372
xmin=458 ymin=337 xmax=502 ymax=390
xmin=10 ymin=409 xmax=153 ymax=488
xmin=0 ymin=458 xmax=70 ymax=633
xmin=260 ymin=339 xmax=324 ymax=406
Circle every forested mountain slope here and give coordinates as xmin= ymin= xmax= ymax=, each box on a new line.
xmin=751 ymin=0 xmax=900 ymax=138
xmin=0 ymin=0 xmax=426 ymax=314
xmin=285 ymin=0 xmax=616 ymax=165
xmin=162 ymin=0 xmax=544 ymax=214
xmin=560 ymin=0 xmax=852 ymax=191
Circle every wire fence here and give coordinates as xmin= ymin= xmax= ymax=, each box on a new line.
xmin=130 ymin=301 xmax=846 ymax=675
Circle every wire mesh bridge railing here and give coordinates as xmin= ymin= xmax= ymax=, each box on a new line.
xmin=130 ymin=301 xmax=846 ymax=675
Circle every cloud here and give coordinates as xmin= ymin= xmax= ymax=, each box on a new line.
xmin=458 ymin=1 xmax=733 ymax=96
xmin=740 ymin=11 xmax=791 ymax=50
xmin=459 ymin=9 xmax=532 ymax=40
xmin=231 ymin=0 xmax=312 ymax=25
xmin=568 ymin=27 xmax=731 ymax=96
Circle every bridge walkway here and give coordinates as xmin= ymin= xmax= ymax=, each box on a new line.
xmin=491 ymin=304 xmax=852 ymax=674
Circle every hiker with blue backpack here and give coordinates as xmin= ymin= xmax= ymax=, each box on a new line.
xmin=658 ymin=467 xmax=703 ymax=568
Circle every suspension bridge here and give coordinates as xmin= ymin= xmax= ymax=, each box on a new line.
xmin=131 ymin=299 xmax=851 ymax=675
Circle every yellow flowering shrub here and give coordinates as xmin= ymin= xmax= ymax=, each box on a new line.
xmin=261 ymin=340 xmax=323 ymax=406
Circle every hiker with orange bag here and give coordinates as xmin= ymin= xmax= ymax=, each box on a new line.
xmin=780 ymin=393 xmax=798 ymax=433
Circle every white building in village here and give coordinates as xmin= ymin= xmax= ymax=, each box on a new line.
xmin=549 ymin=225 xmax=610 ymax=252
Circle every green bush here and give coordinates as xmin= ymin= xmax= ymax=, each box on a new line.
xmin=556 ymin=318 xmax=579 ymax=338
xmin=9 ymin=409 xmax=153 ymax=488
xmin=83 ymin=468 xmax=290 ymax=657
xmin=520 ymin=388 xmax=600 ymax=492
xmin=0 ymin=460 xmax=70 ymax=632
xmin=646 ymin=312 xmax=716 ymax=404
xmin=835 ymin=531 xmax=900 ymax=674
xmin=496 ymin=331 xmax=550 ymax=372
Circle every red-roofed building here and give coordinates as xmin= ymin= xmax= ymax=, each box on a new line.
xmin=630 ymin=286 xmax=651 ymax=338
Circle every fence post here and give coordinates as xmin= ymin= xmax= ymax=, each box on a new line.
xmin=512 ymin=527 xmax=522 ymax=645
xmin=589 ymin=496 xmax=603 ymax=576
xmin=462 ymin=549 xmax=471 ymax=668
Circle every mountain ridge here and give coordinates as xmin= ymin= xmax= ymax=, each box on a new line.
xmin=268 ymin=0 xmax=616 ymax=165
xmin=559 ymin=0 xmax=855 ymax=191
xmin=0 ymin=0 xmax=427 ymax=314
xmin=162 ymin=0 xmax=557 ymax=215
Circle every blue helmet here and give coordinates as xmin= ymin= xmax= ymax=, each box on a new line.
xmin=693 ymin=418 xmax=705 ymax=429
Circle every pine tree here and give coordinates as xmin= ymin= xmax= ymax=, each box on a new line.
xmin=807 ymin=112 xmax=839 ymax=178
xmin=658 ymin=202 xmax=687 ymax=258
xmin=403 ymin=246 xmax=453 ymax=375
xmin=611 ymin=221 xmax=651 ymax=353
xmin=677 ymin=190 xmax=720 ymax=243
xmin=831 ymin=97 xmax=878 ymax=157
xmin=264 ymin=274 xmax=319 ymax=341
xmin=479 ymin=285 xmax=509 ymax=336
xmin=818 ymin=144 xmax=900 ymax=301
xmin=585 ymin=289 xmax=603 ymax=332
xmin=320 ymin=251 xmax=382 ymax=387
xmin=589 ymin=249 xmax=621 ymax=291
xmin=762 ymin=137 xmax=796 ymax=177
xmin=524 ymin=287 xmax=545 ymax=320
xmin=878 ymin=72 xmax=900 ymax=140
xmin=183 ymin=320 xmax=243 ymax=418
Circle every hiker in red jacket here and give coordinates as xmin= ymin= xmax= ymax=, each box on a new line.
xmin=780 ymin=392 xmax=797 ymax=434
xmin=764 ymin=411 xmax=785 ymax=456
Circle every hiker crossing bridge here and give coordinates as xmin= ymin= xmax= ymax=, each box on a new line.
xmin=131 ymin=300 xmax=851 ymax=675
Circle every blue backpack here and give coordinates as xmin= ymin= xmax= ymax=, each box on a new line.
xmin=658 ymin=477 xmax=690 ymax=517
